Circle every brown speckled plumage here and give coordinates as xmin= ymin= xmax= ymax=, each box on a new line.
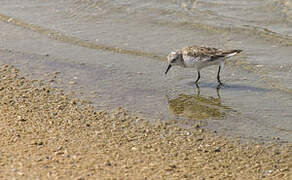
xmin=179 ymin=45 xmax=241 ymax=59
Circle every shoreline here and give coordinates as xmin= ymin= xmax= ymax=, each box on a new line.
xmin=0 ymin=64 xmax=291 ymax=179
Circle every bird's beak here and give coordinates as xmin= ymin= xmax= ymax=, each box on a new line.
xmin=165 ymin=64 xmax=172 ymax=74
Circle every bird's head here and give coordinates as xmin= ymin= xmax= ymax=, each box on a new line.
xmin=165 ymin=51 xmax=183 ymax=74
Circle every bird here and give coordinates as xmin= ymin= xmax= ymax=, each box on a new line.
xmin=165 ymin=45 xmax=242 ymax=84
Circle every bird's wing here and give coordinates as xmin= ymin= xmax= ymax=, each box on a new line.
xmin=181 ymin=45 xmax=225 ymax=62
xmin=182 ymin=46 xmax=242 ymax=62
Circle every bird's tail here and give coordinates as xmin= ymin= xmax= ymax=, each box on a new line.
xmin=223 ymin=49 xmax=242 ymax=58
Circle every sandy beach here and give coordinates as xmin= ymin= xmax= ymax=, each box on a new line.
xmin=0 ymin=64 xmax=291 ymax=179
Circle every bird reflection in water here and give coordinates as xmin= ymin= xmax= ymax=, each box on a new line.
xmin=167 ymin=84 xmax=231 ymax=120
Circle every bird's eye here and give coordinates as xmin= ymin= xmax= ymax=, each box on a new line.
xmin=171 ymin=59 xmax=176 ymax=63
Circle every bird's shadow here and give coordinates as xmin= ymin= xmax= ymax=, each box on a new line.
xmin=187 ymin=82 xmax=271 ymax=92
xmin=166 ymin=82 xmax=236 ymax=121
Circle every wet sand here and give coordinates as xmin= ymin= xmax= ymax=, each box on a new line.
xmin=0 ymin=64 xmax=291 ymax=179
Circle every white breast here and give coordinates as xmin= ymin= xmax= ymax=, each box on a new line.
xmin=182 ymin=55 xmax=208 ymax=68
xmin=182 ymin=55 xmax=224 ymax=70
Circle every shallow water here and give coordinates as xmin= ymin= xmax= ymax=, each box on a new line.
xmin=0 ymin=0 xmax=291 ymax=141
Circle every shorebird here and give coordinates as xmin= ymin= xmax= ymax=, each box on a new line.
xmin=165 ymin=45 xmax=242 ymax=84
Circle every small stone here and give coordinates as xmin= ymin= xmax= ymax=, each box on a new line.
xmin=7 ymin=18 xmax=13 ymax=22
xmin=17 ymin=172 xmax=24 ymax=176
xmin=38 ymin=141 xmax=44 ymax=146
xmin=55 ymin=151 xmax=64 ymax=155
xmin=32 ymin=141 xmax=44 ymax=146
xmin=214 ymin=148 xmax=221 ymax=152
xmin=273 ymin=137 xmax=280 ymax=140
xmin=17 ymin=116 xmax=26 ymax=122
xmin=256 ymin=64 xmax=263 ymax=68
xmin=169 ymin=164 xmax=177 ymax=169
xmin=12 ymin=168 xmax=17 ymax=172
xmin=106 ymin=161 xmax=112 ymax=166
xmin=36 ymin=158 xmax=43 ymax=162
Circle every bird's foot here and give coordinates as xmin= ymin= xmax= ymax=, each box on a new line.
xmin=217 ymin=82 xmax=224 ymax=88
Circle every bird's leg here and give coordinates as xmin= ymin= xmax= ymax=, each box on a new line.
xmin=195 ymin=71 xmax=200 ymax=84
xmin=217 ymin=66 xmax=222 ymax=85
xmin=216 ymin=84 xmax=221 ymax=99
xmin=196 ymin=84 xmax=200 ymax=96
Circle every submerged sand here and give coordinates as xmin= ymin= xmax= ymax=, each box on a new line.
xmin=0 ymin=64 xmax=291 ymax=179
